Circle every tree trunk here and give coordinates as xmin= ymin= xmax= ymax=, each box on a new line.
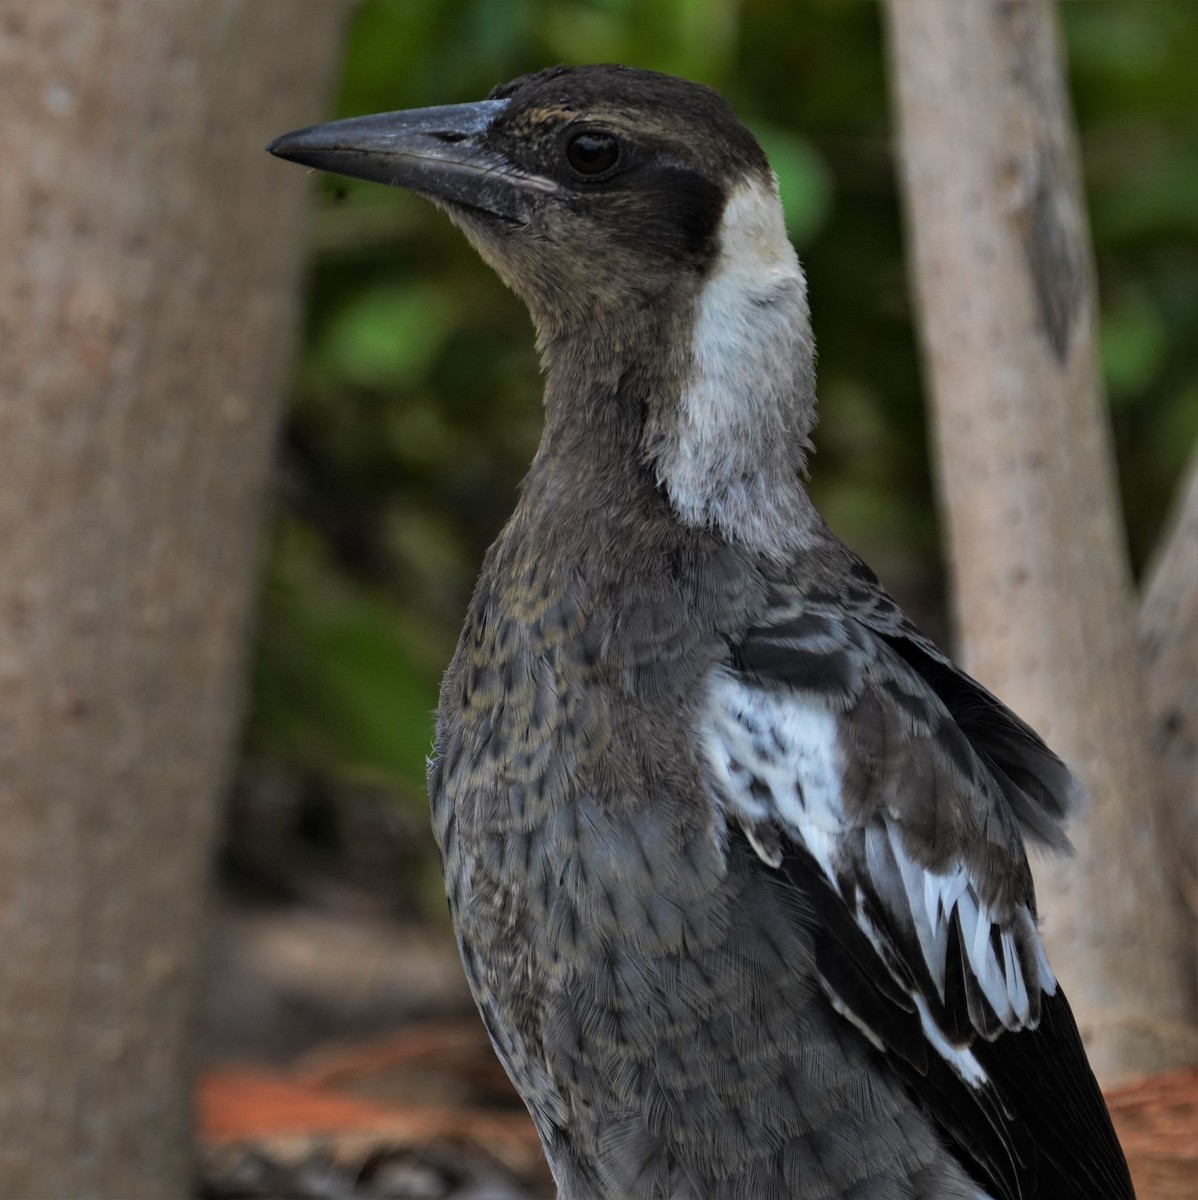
xmin=0 ymin=2 xmax=345 ymax=1194
xmin=883 ymin=0 xmax=1195 ymax=1080
xmin=1141 ymin=445 xmax=1198 ymax=936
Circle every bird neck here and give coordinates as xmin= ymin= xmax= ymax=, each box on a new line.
xmin=526 ymin=312 xmax=681 ymax=517
xmin=526 ymin=177 xmax=822 ymax=560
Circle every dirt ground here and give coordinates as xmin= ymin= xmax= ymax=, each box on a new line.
xmin=200 ymin=894 xmax=1196 ymax=1199
xmin=202 ymin=785 xmax=1195 ymax=1197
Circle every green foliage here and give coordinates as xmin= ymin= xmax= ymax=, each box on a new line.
xmin=1065 ymin=1 xmax=1198 ymax=567
xmin=245 ymin=0 xmax=1198 ymax=845
xmin=253 ymin=519 xmax=448 ymax=801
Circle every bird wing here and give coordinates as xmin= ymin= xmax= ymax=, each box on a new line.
xmin=702 ymin=578 xmax=1134 ymax=1200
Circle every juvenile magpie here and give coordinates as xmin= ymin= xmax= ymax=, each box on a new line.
xmin=269 ymin=66 xmax=1135 ymax=1200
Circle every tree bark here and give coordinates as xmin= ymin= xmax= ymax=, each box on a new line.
xmin=0 ymin=2 xmax=345 ymax=1194
xmin=1141 ymin=445 xmax=1198 ymax=932
xmin=883 ymin=0 xmax=1195 ymax=1080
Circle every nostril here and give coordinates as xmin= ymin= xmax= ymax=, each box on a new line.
xmin=430 ymin=129 xmax=468 ymax=144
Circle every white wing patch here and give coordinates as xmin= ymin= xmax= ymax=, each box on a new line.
xmin=702 ymin=671 xmax=843 ymax=882
xmin=701 ymin=670 xmax=1055 ymax=1089
xmin=882 ymin=822 xmax=1057 ymax=1021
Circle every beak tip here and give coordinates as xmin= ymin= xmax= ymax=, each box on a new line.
xmin=266 ymin=131 xmax=303 ymax=161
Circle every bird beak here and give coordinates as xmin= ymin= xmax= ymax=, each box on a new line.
xmin=266 ymin=99 xmax=556 ymax=223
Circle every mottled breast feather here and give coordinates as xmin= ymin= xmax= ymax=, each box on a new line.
xmin=430 ymin=514 xmax=999 ymax=1199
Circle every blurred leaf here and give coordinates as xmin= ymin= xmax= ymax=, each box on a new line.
xmin=541 ymin=0 xmax=738 ymax=81
xmin=319 ymin=283 xmax=454 ymax=388
xmin=1102 ymin=288 xmax=1168 ymax=402
xmin=1091 ymin=139 xmax=1198 ymax=241
xmin=753 ymin=123 xmax=834 ymax=246
xmin=1065 ymin=4 xmax=1170 ymax=78
xmin=251 ymin=520 xmax=447 ymax=806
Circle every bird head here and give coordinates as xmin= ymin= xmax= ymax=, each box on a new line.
xmin=271 ymin=67 xmax=790 ymax=332
xmin=270 ymin=66 xmax=818 ymax=553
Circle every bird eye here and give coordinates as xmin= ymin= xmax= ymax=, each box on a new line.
xmin=565 ymin=131 xmax=620 ymax=177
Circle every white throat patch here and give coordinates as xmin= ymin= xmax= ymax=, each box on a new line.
xmin=647 ymin=176 xmax=818 ymax=556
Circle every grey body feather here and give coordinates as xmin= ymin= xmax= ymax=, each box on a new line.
xmin=432 ymin=466 xmax=993 ymax=1198
xmin=427 ymin=240 xmax=1072 ymax=1193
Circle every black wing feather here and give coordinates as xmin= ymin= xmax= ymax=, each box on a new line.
xmin=774 ymin=836 xmax=1028 ymax=1200
xmin=877 ymin=632 xmax=1085 ymax=852
xmin=774 ymin=834 xmax=1133 ymax=1200
xmin=717 ymin=575 xmax=1134 ymax=1199
xmin=972 ymin=989 xmax=1136 ymax=1199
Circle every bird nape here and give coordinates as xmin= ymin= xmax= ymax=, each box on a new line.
xmin=269 ymin=65 xmax=1135 ymax=1200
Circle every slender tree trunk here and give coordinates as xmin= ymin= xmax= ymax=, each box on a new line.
xmin=0 ymin=2 xmax=345 ymax=1194
xmin=1141 ymin=446 xmax=1198 ymax=935
xmin=883 ymin=0 xmax=1195 ymax=1080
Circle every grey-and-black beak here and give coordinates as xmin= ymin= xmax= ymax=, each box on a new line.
xmin=267 ymin=99 xmax=556 ymax=223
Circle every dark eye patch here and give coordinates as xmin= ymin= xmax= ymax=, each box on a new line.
xmin=608 ymin=162 xmax=725 ymax=264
